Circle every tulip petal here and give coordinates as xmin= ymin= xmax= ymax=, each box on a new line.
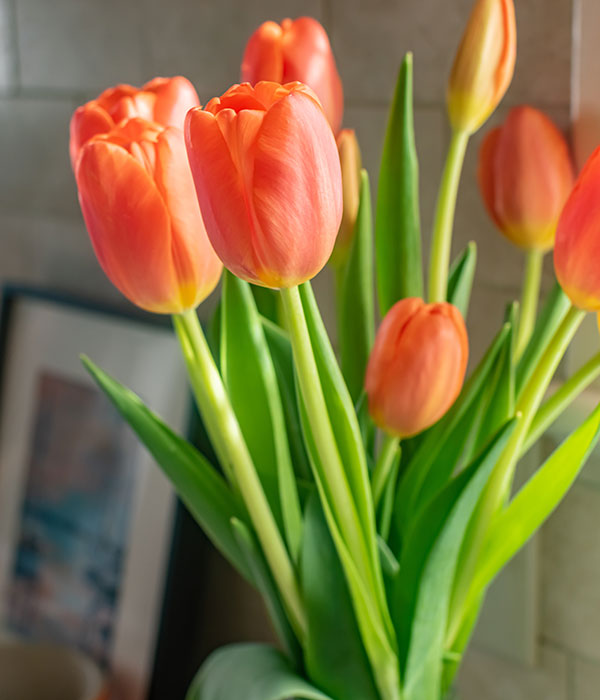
xmin=366 ymin=299 xmax=468 ymax=437
xmin=495 ymin=107 xmax=574 ymax=250
xmin=69 ymin=104 xmax=114 ymax=168
xmin=477 ymin=126 xmax=502 ymax=230
xmin=241 ymin=21 xmax=284 ymax=84
xmin=555 ymin=147 xmax=600 ymax=311
xmin=154 ymin=127 xmax=222 ymax=307
xmin=282 ymin=17 xmax=344 ymax=133
xmin=76 ymin=141 xmax=182 ymax=312
xmin=251 ymin=91 xmax=342 ymax=287
xmin=185 ymin=108 xmax=261 ymax=282
xmin=144 ymin=76 xmax=200 ymax=128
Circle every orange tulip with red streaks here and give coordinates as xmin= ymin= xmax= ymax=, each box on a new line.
xmin=185 ymin=81 xmax=342 ymax=289
xmin=69 ymin=76 xmax=199 ymax=168
xmin=478 ymin=106 xmax=575 ymax=251
xmin=242 ymin=17 xmax=343 ymax=134
xmin=75 ymin=118 xmax=222 ymax=313
xmin=365 ymin=298 xmax=469 ymax=437
xmin=555 ymin=147 xmax=600 ymax=312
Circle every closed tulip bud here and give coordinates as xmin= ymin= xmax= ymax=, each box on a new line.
xmin=75 ymin=118 xmax=222 ymax=313
xmin=69 ymin=76 xmax=199 ymax=168
xmin=365 ymin=298 xmax=468 ymax=437
xmin=241 ymin=17 xmax=343 ymax=134
xmin=448 ymin=0 xmax=516 ymax=134
xmin=478 ymin=106 xmax=575 ymax=251
xmin=330 ymin=128 xmax=362 ymax=267
xmin=554 ymin=147 xmax=600 ymax=311
xmin=185 ymin=81 xmax=342 ymax=289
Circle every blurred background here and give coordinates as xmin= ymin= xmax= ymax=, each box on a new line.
xmin=0 ymin=0 xmax=599 ymax=699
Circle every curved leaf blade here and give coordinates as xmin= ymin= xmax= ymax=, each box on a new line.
xmin=471 ymin=401 xmax=600 ymax=607
xmin=516 ymin=282 xmax=570 ymax=397
xmin=376 ymin=52 xmax=422 ymax=314
xmin=81 ymin=355 xmax=252 ymax=583
xmin=298 ymin=282 xmax=382 ymax=599
xmin=231 ymin=518 xmax=301 ymax=666
xmin=186 ymin=644 xmax=333 ymax=700
xmin=221 ymin=272 xmax=302 ymax=559
xmin=394 ymin=419 xmax=518 ymax=700
xmin=447 ymin=242 xmax=477 ymax=320
xmin=261 ymin=316 xmax=312 ymax=482
xmin=338 ymin=169 xmax=376 ymax=403
xmin=301 ymin=494 xmax=379 ymax=700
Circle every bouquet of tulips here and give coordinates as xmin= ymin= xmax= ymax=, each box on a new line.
xmin=69 ymin=1 xmax=600 ymax=698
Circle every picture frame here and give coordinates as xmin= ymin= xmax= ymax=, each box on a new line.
xmin=0 ymin=284 xmax=202 ymax=700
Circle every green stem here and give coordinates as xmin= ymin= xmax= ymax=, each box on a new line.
xmin=172 ymin=310 xmax=306 ymax=640
xmin=279 ymin=286 xmax=401 ymax=700
xmin=515 ymin=250 xmax=544 ymax=360
xmin=447 ymin=305 xmax=584 ymax=645
xmin=279 ymin=287 xmax=374 ymax=573
xmin=522 ymin=351 xmax=600 ymax=455
xmin=372 ymin=435 xmax=400 ymax=509
xmin=428 ymin=129 xmax=470 ymax=303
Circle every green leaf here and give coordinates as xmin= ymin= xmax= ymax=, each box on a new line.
xmin=378 ymin=535 xmax=401 ymax=579
xmin=447 ymin=242 xmax=477 ymax=320
xmin=230 ymin=518 xmax=301 ymax=666
xmin=261 ymin=316 xmax=312 ymax=482
xmin=516 ymin=281 xmax=571 ymax=397
xmin=471 ymin=302 xmax=517 ymax=457
xmin=296 ymin=388 xmax=401 ymax=699
xmin=301 ymin=494 xmax=379 ymax=700
xmin=221 ymin=272 xmax=302 ymax=560
xmin=469 ymin=401 xmax=600 ymax=611
xmin=338 ymin=169 xmax=376 ymax=403
xmin=251 ymin=285 xmax=280 ymax=325
xmin=378 ymin=454 xmax=401 ymax=542
xmin=376 ymin=52 xmax=422 ymax=315
xmin=186 ymin=644 xmax=333 ymax=700
xmin=298 ymin=282 xmax=381 ymax=594
xmin=81 ymin=355 xmax=252 ymax=583
xmin=355 ymin=391 xmax=376 ymax=459
xmin=393 ymin=419 xmax=517 ymax=700
xmin=523 ymin=352 xmax=600 ymax=455
xmin=393 ymin=322 xmax=512 ymax=544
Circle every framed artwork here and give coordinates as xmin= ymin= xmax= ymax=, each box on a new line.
xmin=0 ymin=286 xmax=196 ymax=700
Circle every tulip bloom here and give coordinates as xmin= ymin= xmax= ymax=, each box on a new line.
xmin=448 ymin=0 xmax=516 ymax=134
xmin=185 ymin=81 xmax=342 ymax=289
xmin=365 ymin=298 xmax=468 ymax=437
xmin=241 ymin=17 xmax=343 ymax=133
xmin=478 ymin=106 xmax=575 ymax=251
xmin=69 ymin=76 xmax=199 ymax=168
xmin=554 ymin=147 xmax=600 ymax=311
xmin=75 ymin=118 xmax=222 ymax=313
xmin=330 ymin=128 xmax=362 ymax=267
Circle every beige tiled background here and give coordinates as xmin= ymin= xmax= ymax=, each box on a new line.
xmin=1 ymin=0 xmax=599 ymax=698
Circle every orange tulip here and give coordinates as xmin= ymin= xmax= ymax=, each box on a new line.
xmin=554 ymin=147 xmax=600 ymax=311
xmin=241 ymin=17 xmax=343 ymax=134
xmin=365 ymin=298 xmax=468 ymax=437
xmin=330 ymin=128 xmax=362 ymax=267
xmin=75 ymin=118 xmax=222 ymax=313
xmin=69 ymin=76 xmax=199 ymax=168
xmin=448 ymin=0 xmax=516 ymax=134
xmin=185 ymin=81 xmax=342 ymax=289
xmin=478 ymin=106 xmax=575 ymax=251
